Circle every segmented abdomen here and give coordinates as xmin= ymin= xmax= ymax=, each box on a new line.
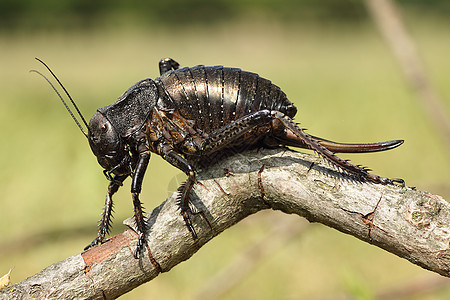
xmin=156 ymin=65 xmax=297 ymax=133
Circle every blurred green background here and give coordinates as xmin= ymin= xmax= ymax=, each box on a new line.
xmin=1 ymin=0 xmax=449 ymax=299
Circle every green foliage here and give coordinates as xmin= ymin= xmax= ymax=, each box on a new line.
xmin=1 ymin=0 xmax=449 ymax=30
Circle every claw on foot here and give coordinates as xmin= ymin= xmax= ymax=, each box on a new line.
xmin=84 ymin=237 xmax=102 ymax=251
xmin=181 ymin=210 xmax=198 ymax=239
xmin=133 ymin=233 xmax=147 ymax=258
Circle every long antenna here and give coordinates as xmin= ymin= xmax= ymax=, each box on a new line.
xmin=35 ymin=58 xmax=89 ymax=130
xmin=31 ymin=58 xmax=88 ymax=138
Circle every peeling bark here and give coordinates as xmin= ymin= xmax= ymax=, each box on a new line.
xmin=1 ymin=149 xmax=449 ymax=299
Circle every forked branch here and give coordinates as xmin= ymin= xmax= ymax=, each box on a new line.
xmin=2 ymin=149 xmax=449 ymax=299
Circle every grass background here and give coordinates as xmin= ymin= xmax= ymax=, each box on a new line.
xmin=0 ymin=4 xmax=449 ymax=299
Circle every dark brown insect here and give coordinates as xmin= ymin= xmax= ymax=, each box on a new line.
xmin=33 ymin=57 xmax=404 ymax=258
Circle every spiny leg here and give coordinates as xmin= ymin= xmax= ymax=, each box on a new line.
xmin=159 ymin=58 xmax=181 ymax=75
xmin=131 ymin=192 xmax=147 ymax=258
xmin=176 ymin=171 xmax=198 ymax=238
xmin=84 ymin=174 xmax=128 ymax=251
xmin=130 ymin=152 xmax=151 ymax=258
xmin=202 ymin=109 xmax=403 ymax=186
xmin=161 ymin=148 xmax=199 ymax=238
xmin=201 ymin=110 xmax=273 ymax=154
xmin=269 ymin=111 xmax=404 ymax=186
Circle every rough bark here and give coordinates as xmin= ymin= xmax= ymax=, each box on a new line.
xmin=1 ymin=149 xmax=449 ymax=299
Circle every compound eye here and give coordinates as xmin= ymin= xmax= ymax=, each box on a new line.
xmin=99 ymin=122 xmax=114 ymax=137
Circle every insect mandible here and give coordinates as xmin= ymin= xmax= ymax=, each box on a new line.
xmin=33 ymin=57 xmax=404 ymax=258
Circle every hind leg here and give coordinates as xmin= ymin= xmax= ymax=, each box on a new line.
xmin=269 ymin=111 xmax=404 ymax=185
xmin=202 ymin=109 xmax=403 ymax=185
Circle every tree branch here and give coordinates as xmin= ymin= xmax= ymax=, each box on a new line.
xmin=2 ymin=149 xmax=449 ymax=299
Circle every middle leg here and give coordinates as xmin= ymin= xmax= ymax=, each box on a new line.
xmin=160 ymin=146 xmax=199 ymax=238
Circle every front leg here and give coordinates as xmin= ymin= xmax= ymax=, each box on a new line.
xmin=84 ymin=174 xmax=128 ymax=251
xmin=131 ymin=151 xmax=151 ymax=258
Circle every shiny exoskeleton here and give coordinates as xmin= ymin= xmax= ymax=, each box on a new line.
xmin=83 ymin=58 xmax=404 ymax=258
